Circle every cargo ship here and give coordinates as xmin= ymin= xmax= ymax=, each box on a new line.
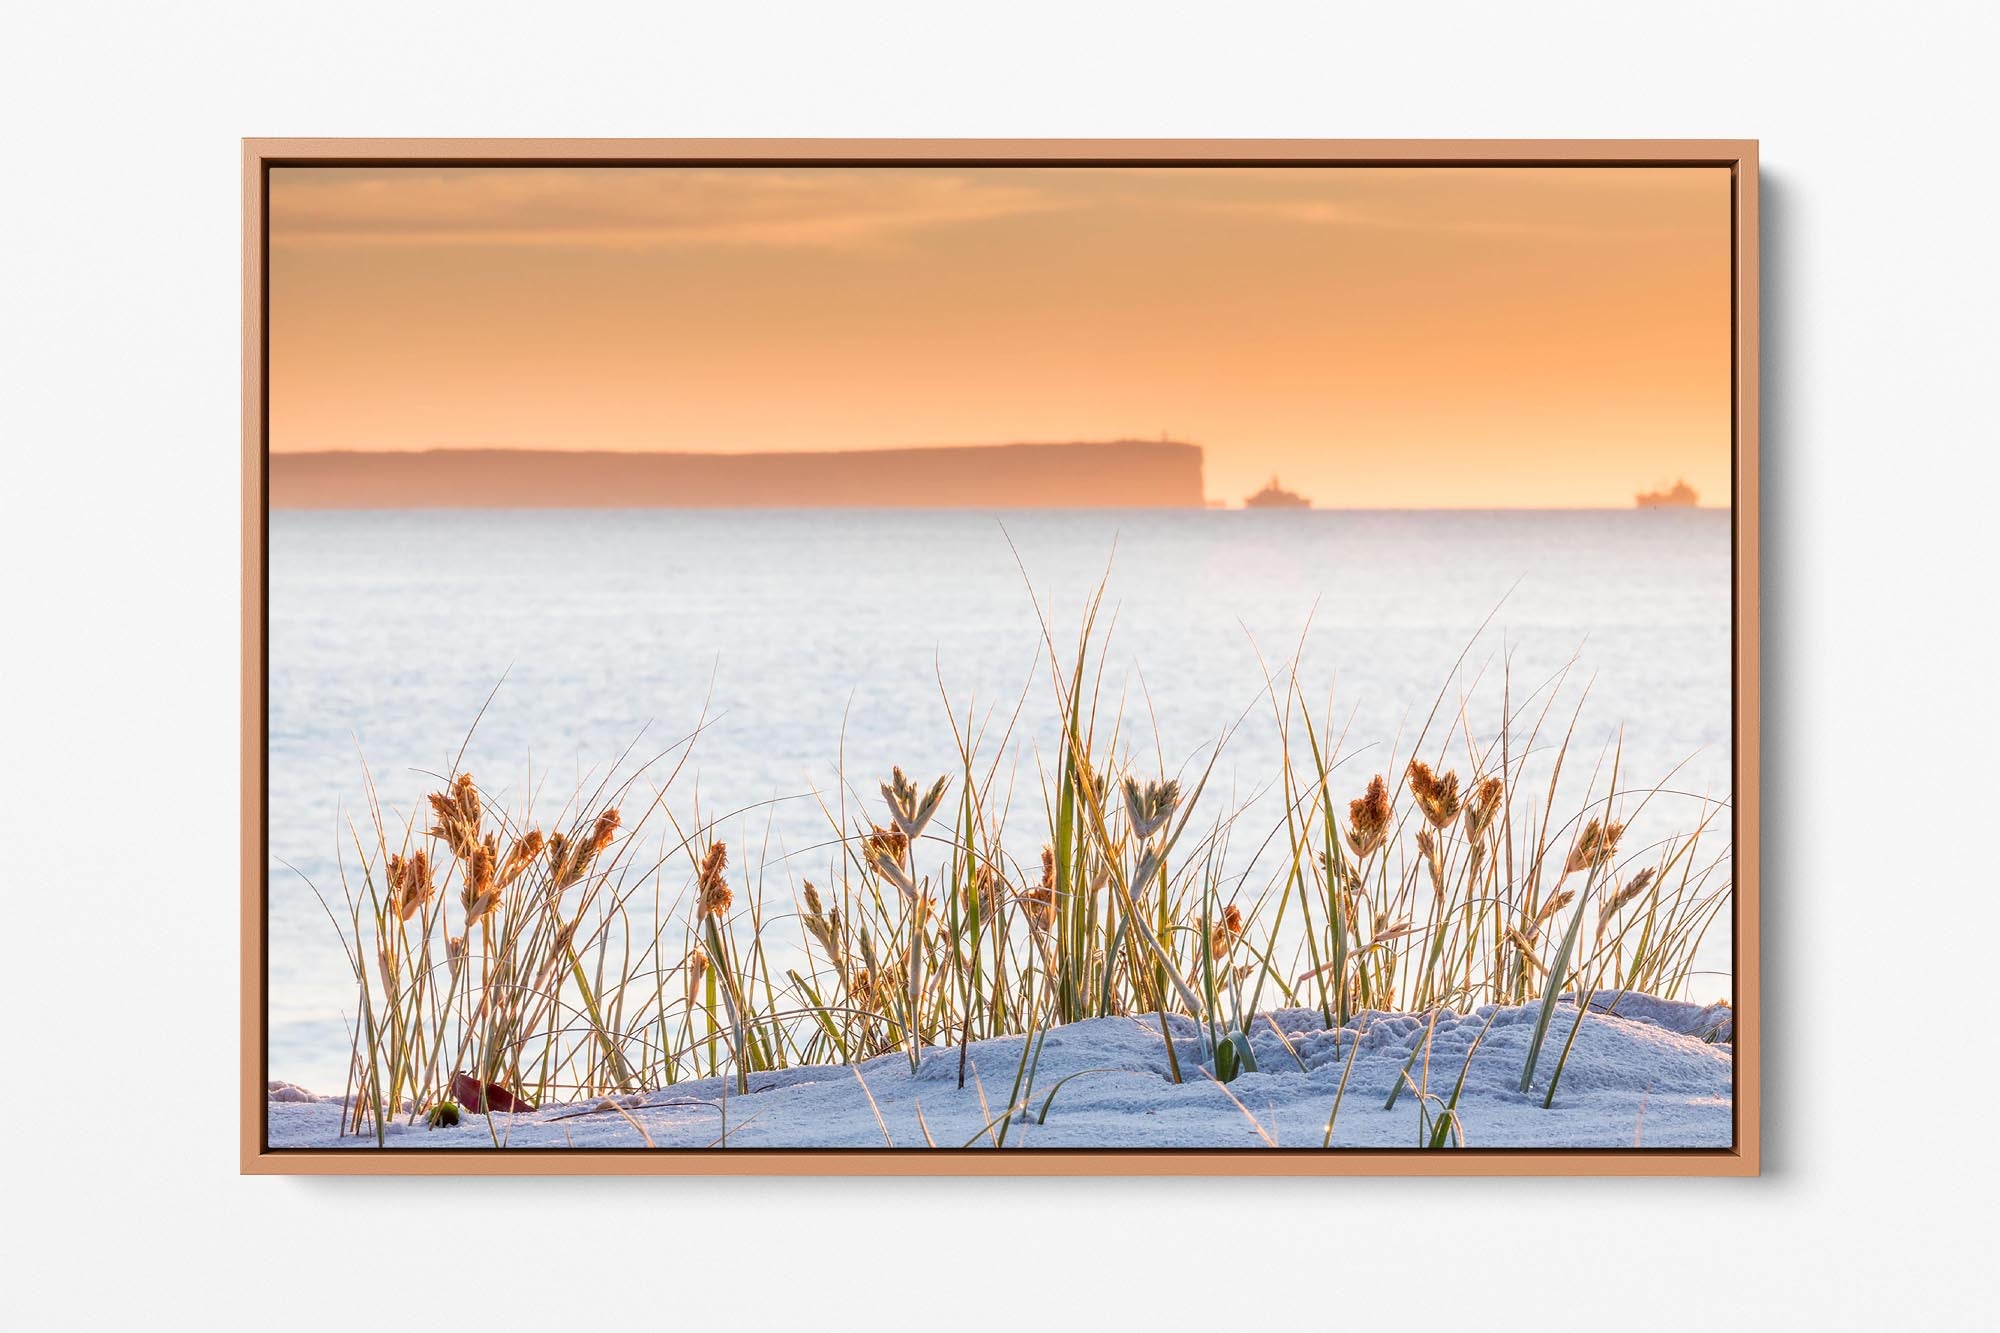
xmin=1244 ymin=476 xmax=1310 ymax=509
xmin=1635 ymin=479 xmax=1699 ymax=508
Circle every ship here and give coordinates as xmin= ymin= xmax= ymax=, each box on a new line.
xmin=1634 ymin=479 xmax=1699 ymax=508
xmin=1244 ymin=475 xmax=1310 ymax=509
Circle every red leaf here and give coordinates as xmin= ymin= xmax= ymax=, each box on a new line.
xmin=449 ymin=1071 xmax=537 ymax=1114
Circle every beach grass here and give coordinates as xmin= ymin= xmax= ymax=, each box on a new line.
xmin=305 ymin=585 xmax=1731 ymax=1144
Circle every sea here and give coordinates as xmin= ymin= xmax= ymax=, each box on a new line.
xmin=268 ymin=508 xmax=1734 ymax=1089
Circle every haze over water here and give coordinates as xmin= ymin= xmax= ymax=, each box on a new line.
xmin=268 ymin=507 xmax=1732 ymax=1089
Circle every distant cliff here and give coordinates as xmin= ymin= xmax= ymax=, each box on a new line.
xmin=270 ymin=440 xmax=1205 ymax=509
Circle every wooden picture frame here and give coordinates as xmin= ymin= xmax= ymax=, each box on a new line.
xmin=244 ymin=138 xmax=1758 ymax=1175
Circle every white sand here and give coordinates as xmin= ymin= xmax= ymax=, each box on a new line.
xmin=268 ymin=992 xmax=1732 ymax=1151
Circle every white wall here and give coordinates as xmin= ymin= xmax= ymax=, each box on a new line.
xmin=5 ymin=2 xmax=1993 ymax=1327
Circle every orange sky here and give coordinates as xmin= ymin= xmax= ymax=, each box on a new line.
xmin=269 ymin=165 xmax=1732 ymax=507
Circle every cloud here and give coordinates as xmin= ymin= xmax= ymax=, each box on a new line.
xmin=270 ymin=167 xmax=1060 ymax=249
xmin=1168 ymin=166 xmax=1722 ymax=242
xmin=270 ymin=163 xmax=1719 ymax=252
xmin=1197 ymin=198 xmax=1702 ymax=242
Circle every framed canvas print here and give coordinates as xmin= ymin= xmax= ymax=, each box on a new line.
xmin=244 ymin=138 xmax=1758 ymax=1175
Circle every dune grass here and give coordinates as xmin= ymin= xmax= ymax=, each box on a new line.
xmin=308 ymin=585 xmax=1732 ymax=1145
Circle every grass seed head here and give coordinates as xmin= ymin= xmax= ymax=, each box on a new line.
xmin=1415 ymin=827 xmax=1446 ymax=898
xmin=800 ymin=880 xmax=847 ymax=962
xmin=1595 ymin=867 xmax=1658 ymax=941
xmin=549 ymin=809 xmax=620 ymax=889
xmin=863 ymin=823 xmax=909 ymax=866
xmin=1602 ymin=865 xmax=1656 ymax=914
xmin=498 ymin=830 xmax=544 ymax=887
xmin=882 ymin=766 xmax=951 ymax=842
xmin=1565 ymin=817 xmax=1626 ymax=875
xmin=1464 ymin=776 xmax=1504 ymax=841
xmin=1529 ymin=888 xmax=1576 ymax=935
xmin=1407 ymin=760 xmax=1463 ymax=830
xmin=683 ymin=946 xmax=709 ymax=1006
xmin=387 ymin=850 xmax=434 ymax=922
xmin=1346 ymin=774 xmax=1393 ymax=858
xmin=460 ymin=843 xmax=500 ymax=925
xmin=588 ymin=809 xmax=620 ymax=856
xmin=1209 ymin=903 xmax=1245 ymax=961
xmin=1121 ymin=775 xmax=1182 ymax=842
xmin=427 ymin=773 xmax=484 ymax=859
xmin=696 ymin=841 xmax=732 ymax=918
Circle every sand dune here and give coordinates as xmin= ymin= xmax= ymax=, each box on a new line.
xmin=268 ymin=994 xmax=1733 ymax=1151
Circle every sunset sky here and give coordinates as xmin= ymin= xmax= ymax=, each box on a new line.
xmin=269 ymin=165 xmax=1732 ymax=507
